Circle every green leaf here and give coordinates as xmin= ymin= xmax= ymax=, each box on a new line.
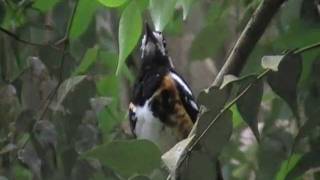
xmin=196 ymin=110 xmax=233 ymax=158
xmin=69 ymin=0 xmax=99 ymax=40
xmin=275 ymin=154 xmax=302 ymax=180
xmin=285 ymin=151 xmax=320 ymax=180
xmin=162 ymin=135 xmax=195 ymax=176
xmin=294 ymin=109 xmax=320 ymax=146
xmin=32 ymin=0 xmax=61 ymax=12
xmin=266 ymin=53 xmax=302 ymax=118
xmin=117 ymin=1 xmax=142 ymax=74
xmin=261 ymin=55 xmax=285 ymax=71
xmin=197 ymin=86 xmax=228 ymax=111
xmin=220 ymin=74 xmax=239 ymax=89
xmin=73 ymin=46 xmax=99 ymax=75
xmin=98 ymin=0 xmax=128 ymax=7
xmin=129 ymin=175 xmax=151 ymax=180
xmin=177 ymin=151 xmax=219 ymax=180
xmin=236 ymin=76 xmax=263 ymax=141
xmin=149 ymin=0 xmax=178 ymax=31
xmin=84 ymin=140 xmax=161 ymax=177
xmin=54 ymin=75 xmax=87 ymax=111
xmin=178 ymin=0 xmax=195 ymax=20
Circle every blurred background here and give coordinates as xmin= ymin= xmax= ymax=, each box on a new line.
xmin=0 ymin=0 xmax=320 ymax=179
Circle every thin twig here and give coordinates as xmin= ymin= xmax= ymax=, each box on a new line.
xmin=0 ymin=27 xmax=61 ymax=51
xmin=20 ymin=0 xmax=80 ymax=150
xmin=37 ymin=0 xmax=79 ymax=121
xmin=188 ymin=69 xmax=270 ymax=152
xmin=294 ymin=41 xmax=320 ymax=55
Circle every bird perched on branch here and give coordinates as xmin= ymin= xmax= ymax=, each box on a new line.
xmin=129 ymin=23 xmax=199 ymax=152
xmin=128 ymin=23 xmax=223 ymax=180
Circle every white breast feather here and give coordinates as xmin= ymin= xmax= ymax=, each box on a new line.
xmin=134 ymin=100 xmax=178 ymax=152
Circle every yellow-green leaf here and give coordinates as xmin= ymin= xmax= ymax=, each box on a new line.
xmin=116 ymin=1 xmax=142 ymax=75
xmin=98 ymin=0 xmax=128 ymax=7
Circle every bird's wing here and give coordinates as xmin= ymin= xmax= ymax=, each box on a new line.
xmin=169 ymin=71 xmax=199 ymax=122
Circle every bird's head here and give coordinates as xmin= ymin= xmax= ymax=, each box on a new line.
xmin=140 ymin=23 xmax=171 ymax=67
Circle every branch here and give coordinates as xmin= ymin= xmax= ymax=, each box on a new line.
xmin=212 ymin=0 xmax=287 ymax=87
xmin=188 ymin=69 xmax=270 ymax=152
xmin=38 ymin=0 xmax=80 ymax=120
xmin=0 ymin=27 xmax=60 ymax=51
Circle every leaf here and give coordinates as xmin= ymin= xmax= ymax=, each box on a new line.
xmin=275 ymin=154 xmax=302 ymax=180
xmin=18 ymin=144 xmax=41 ymax=180
xmin=117 ymin=1 xmax=142 ymax=74
xmin=178 ymin=0 xmax=195 ymax=20
xmin=54 ymin=75 xmax=87 ymax=111
xmin=149 ymin=0 xmax=178 ymax=31
xmin=15 ymin=110 xmax=35 ymax=133
xmin=162 ymin=135 xmax=195 ymax=176
xmin=73 ymin=46 xmax=99 ymax=75
xmin=177 ymin=151 xmax=218 ymax=180
xmin=196 ymin=110 xmax=233 ymax=158
xmin=98 ymin=0 xmax=128 ymax=7
xmin=295 ymin=109 xmax=320 ymax=145
xmin=69 ymin=0 xmax=99 ymax=40
xmin=285 ymin=151 xmax=320 ymax=180
xmin=129 ymin=175 xmax=151 ymax=180
xmin=220 ymin=74 xmax=239 ymax=89
xmin=197 ymin=86 xmax=228 ymax=111
xmin=236 ymin=76 xmax=263 ymax=141
xmin=261 ymin=55 xmax=284 ymax=71
xmin=32 ymin=0 xmax=61 ymax=12
xmin=84 ymin=140 xmax=161 ymax=177
xmin=266 ymin=53 xmax=302 ymax=118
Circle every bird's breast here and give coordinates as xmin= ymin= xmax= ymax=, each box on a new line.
xmin=134 ymin=100 xmax=179 ymax=152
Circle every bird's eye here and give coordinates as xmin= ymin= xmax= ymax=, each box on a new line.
xmin=163 ymin=39 xmax=166 ymax=48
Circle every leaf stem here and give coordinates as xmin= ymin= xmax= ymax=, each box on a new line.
xmin=188 ymin=69 xmax=270 ymax=152
xmin=294 ymin=41 xmax=320 ymax=55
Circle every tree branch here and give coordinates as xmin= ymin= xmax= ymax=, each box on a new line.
xmin=0 ymin=27 xmax=60 ymax=51
xmin=212 ymin=0 xmax=287 ymax=87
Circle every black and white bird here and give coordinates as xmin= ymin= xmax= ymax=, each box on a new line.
xmin=129 ymin=24 xmax=199 ymax=152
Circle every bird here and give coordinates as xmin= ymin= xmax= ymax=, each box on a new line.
xmin=128 ymin=23 xmax=199 ymax=152
xmin=129 ymin=23 xmax=224 ymax=180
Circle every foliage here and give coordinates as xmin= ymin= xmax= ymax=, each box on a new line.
xmin=0 ymin=0 xmax=320 ymax=180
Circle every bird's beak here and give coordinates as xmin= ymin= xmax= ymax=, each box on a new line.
xmin=145 ymin=23 xmax=156 ymax=42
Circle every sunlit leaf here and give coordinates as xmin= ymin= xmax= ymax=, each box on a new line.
xmin=220 ymin=74 xmax=239 ymax=89
xmin=69 ymin=0 xmax=99 ymax=40
xmin=98 ymin=0 xmax=128 ymax=7
xmin=162 ymin=135 xmax=195 ymax=176
xmin=261 ymin=55 xmax=284 ymax=71
xmin=84 ymin=140 xmax=161 ymax=177
xmin=117 ymin=1 xmax=142 ymax=74
xmin=32 ymin=0 xmax=61 ymax=12
xmin=285 ymin=151 xmax=320 ymax=180
xmin=266 ymin=53 xmax=302 ymax=118
xmin=178 ymin=0 xmax=195 ymax=20
xmin=73 ymin=46 xmax=99 ymax=75
xmin=275 ymin=154 xmax=302 ymax=180
xmin=149 ymin=0 xmax=178 ymax=31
